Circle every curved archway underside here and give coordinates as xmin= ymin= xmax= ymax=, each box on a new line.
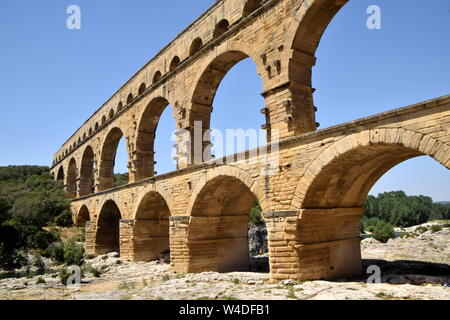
xmin=95 ymin=200 xmax=122 ymax=255
xmin=98 ymin=127 xmax=125 ymax=191
xmin=135 ymin=97 xmax=174 ymax=181
xmin=79 ymin=146 xmax=95 ymax=197
xmin=129 ymin=191 xmax=171 ymax=262
xmin=76 ymin=205 xmax=91 ymax=227
xmin=187 ymin=176 xmax=258 ymax=273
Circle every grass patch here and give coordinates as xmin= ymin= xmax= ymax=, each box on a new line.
xmin=286 ymin=287 xmax=297 ymax=299
xmin=118 ymin=281 xmax=135 ymax=290
xmin=162 ymin=275 xmax=170 ymax=282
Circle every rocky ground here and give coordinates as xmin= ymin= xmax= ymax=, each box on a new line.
xmin=0 ymin=222 xmax=449 ymax=300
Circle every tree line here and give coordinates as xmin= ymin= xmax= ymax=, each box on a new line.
xmin=364 ymin=191 xmax=450 ymax=228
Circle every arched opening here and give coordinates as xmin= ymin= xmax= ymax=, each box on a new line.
xmin=188 ymin=176 xmax=264 ymax=273
xmin=281 ymin=0 xmax=349 ymax=136
xmin=135 ymin=97 xmax=176 ymax=180
xmin=79 ymin=146 xmax=95 ymax=196
xmin=189 ymin=37 xmax=203 ymax=56
xmin=109 ymin=108 xmax=115 ymax=119
xmin=89 ymin=128 xmax=93 ymax=135
xmin=190 ymin=50 xmax=265 ymax=163
xmin=117 ymin=101 xmax=123 ymax=111
xmin=95 ymin=200 xmax=122 ymax=255
xmin=101 ymin=115 xmax=106 ymax=124
xmin=76 ymin=205 xmax=90 ymax=227
xmin=133 ymin=192 xmax=170 ymax=261
xmin=98 ymin=127 xmax=128 ymax=191
xmin=56 ymin=166 xmax=64 ymax=182
xmin=127 ymin=93 xmax=134 ymax=105
xmin=138 ymin=82 xmax=146 ymax=95
xmin=66 ymin=158 xmax=78 ymax=199
xmin=153 ymin=71 xmax=162 ymax=85
xmin=169 ymin=56 xmax=181 ymax=72
xmin=95 ymin=122 xmax=99 ymax=131
xmin=213 ymin=19 xmax=229 ymax=39
xmin=296 ymin=139 xmax=450 ymax=281
xmin=309 ymin=1 xmax=449 ymax=130
xmin=243 ymin=0 xmax=262 ymax=17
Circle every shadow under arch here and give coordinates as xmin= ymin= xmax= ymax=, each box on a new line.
xmin=95 ymin=200 xmax=122 ymax=255
xmin=76 ymin=205 xmax=91 ymax=227
xmin=134 ymin=97 xmax=176 ymax=181
xmin=131 ymin=191 xmax=171 ymax=261
xmin=292 ymin=129 xmax=450 ymax=281
xmin=243 ymin=0 xmax=263 ymax=18
xmin=186 ymin=171 xmax=268 ymax=273
xmin=56 ymin=166 xmax=64 ymax=182
xmin=67 ymin=158 xmax=78 ymax=199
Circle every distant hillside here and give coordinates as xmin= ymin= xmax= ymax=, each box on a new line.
xmin=0 ymin=165 xmax=49 ymax=181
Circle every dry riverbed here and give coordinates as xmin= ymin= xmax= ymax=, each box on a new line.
xmin=0 ymin=222 xmax=449 ymax=300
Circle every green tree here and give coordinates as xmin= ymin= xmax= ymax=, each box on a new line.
xmin=249 ymin=200 xmax=263 ymax=226
xmin=372 ymin=220 xmax=395 ymax=243
xmin=114 ymin=173 xmax=129 ymax=188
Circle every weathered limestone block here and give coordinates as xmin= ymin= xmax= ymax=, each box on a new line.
xmin=84 ymin=222 xmax=96 ymax=256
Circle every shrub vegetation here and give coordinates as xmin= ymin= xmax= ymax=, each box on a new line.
xmin=0 ymin=166 xmax=71 ymax=269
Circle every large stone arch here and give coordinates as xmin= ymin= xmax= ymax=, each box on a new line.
xmin=128 ymin=190 xmax=172 ymax=261
xmin=66 ymin=158 xmax=78 ymax=199
xmin=56 ymin=166 xmax=64 ymax=182
xmin=186 ymin=166 xmax=269 ymax=215
xmin=274 ymin=0 xmax=350 ymax=138
xmin=188 ymin=40 xmax=265 ymax=105
xmin=182 ymin=41 xmax=266 ymax=165
xmin=95 ymin=199 xmax=122 ymax=255
xmin=134 ymin=184 xmax=175 ymax=220
xmin=185 ymin=166 xmax=268 ymax=273
xmin=98 ymin=127 xmax=127 ymax=191
xmin=79 ymin=145 xmax=95 ymax=197
xmin=134 ymin=96 xmax=177 ymax=181
xmin=76 ymin=205 xmax=91 ymax=227
xmin=290 ymin=128 xmax=450 ymax=281
xmin=293 ymin=128 xmax=450 ymax=209
xmin=283 ymin=0 xmax=348 ymax=84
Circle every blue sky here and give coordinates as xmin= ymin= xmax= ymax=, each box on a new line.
xmin=0 ymin=0 xmax=448 ymax=200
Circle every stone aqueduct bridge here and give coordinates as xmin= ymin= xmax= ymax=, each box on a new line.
xmin=50 ymin=0 xmax=450 ymax=282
